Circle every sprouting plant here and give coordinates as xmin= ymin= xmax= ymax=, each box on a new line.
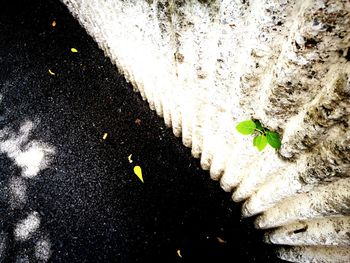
xmin=236 ymin=120 xmax=281 ymax=151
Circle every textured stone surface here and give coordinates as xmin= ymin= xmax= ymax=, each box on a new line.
xmin=62 ymin=0 xmax=350 ymax=262
xmin=264 ymin=216 xmax=350 ymax=246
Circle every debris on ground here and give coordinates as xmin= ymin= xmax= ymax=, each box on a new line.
xmin=216 ymin=237 xmax=227 ymax=244
xmin=133 ymin=165 xmax=144 ymax=183
xmin=128 ymin=154 xmax=133 ymax=163
xmin=134 ymin=118 xmax=141 ymax=125
xmin=48 ymin=69 xmax=55 ymax=75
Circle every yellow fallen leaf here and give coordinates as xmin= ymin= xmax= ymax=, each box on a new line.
xmin=133 ymin=165 xmax=144 ymax=183
xmin=52 ymin=20 xmax=56 ymax=27
xmin=48 ymin=69 xmax=55 ymax=75
xmin=177 ymin=249 xmax=182 ymax=258
xmin=103 ymin=133 xmax=108 ymax=140
xmin=128 ymin=154 xmax=133 ymax=163
xmin=71 ymin=48 xmax=78 ymax=53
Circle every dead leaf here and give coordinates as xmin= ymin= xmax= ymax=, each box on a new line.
xmin=133 ymin=165 xmax=144 ymax=183
xmin=71 ymin=48 xmax=78 ymax=53
xmin=52 ymin=20 xmax=56 ymax=27
xmin=128 ymin=154 xmax=133 ymax=163
xmin=103 ymin=133 xmax=108 ymax=140
xmin=177 ymin=249 xmax=182 ymax=258
xmin=48 ymin=69 xmax=55 ymax=76
xmin=134 ymin=118 xmax=141 ymax=125
xmin=216 ymin=237 xmax=226 ymax=244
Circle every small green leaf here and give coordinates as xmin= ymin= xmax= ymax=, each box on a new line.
xmin=254 ymin=135 xmax=267 ymax=151
xmin=253 ymin=136 xmax=258 ymax=146
xmin=236 ymin=120 xmax=256 ymax=135
xmin=266 ymin=131 xmax=281 ymax=149
xmin=254 ymin=120 xmax=264 ymax=132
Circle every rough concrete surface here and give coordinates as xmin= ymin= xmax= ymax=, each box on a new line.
xmin=62 ymin=0 xmax=350 ymax=262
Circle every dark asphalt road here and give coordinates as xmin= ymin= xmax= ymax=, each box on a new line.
xmin=0 ymin=0 xmax=282 ymax=262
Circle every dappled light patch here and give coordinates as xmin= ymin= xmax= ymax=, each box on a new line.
xmin=0 ymin=118 xmax=55 ymax=261
xmin=0 ymin=110 xmax=55 ymax=259
xmin=35 ymin=237 xmax=52 ymax=262
xmin=14 ymin=212 xmax=41 ymax=241
xmin=0 ymin=231 xmax=7 ymax=261
xmin=9 ymin=177 xmax=27 ymax=207
xmin=0 ymin=120 xmax=55 ymax=178
xmin=16 ymin=141 xmax=54 ymax=178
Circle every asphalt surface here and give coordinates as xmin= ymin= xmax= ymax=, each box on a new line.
xmin=0 ymin=0 xmax=283 ymax=262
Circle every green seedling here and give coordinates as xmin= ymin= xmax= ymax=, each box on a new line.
xmin=236 ymin=120 xmax=281 ymax=151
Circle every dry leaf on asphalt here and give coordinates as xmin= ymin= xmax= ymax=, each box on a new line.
xmin=48 ymin=69 xmax=55 ymax=75
xmin=134 ymin=118 xmax=141 ymax=125
xmin=133 ymin=165 xmax=144 ymax=183
xmin=216 ymin=237 xmax=227 ymax=244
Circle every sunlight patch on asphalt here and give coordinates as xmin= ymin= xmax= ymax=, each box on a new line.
xmin=0 ymin=113 xmax=54 ymax=261
xmin=0 ymin=120 xmax=55 ymax=178
xmin=16 ymin=141 xmax=54 ymax=178
xmin=14 ymin=212 xmax=41 ymax=241
xmin=35 ymin=237 xmax=52 ymax=262
xmin=0 ymin=231 xmax=7 ymax=261
xmin=9 ymin=177 xmax=27 ymax=207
